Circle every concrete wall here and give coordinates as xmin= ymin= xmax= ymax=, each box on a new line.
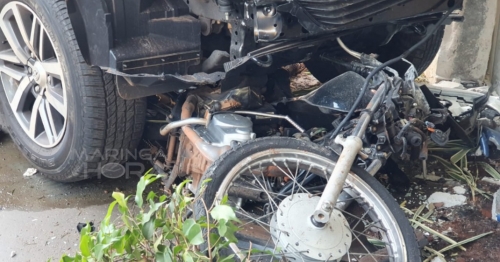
xmin=436 ymin=0 xmax=498 ymax=85
xmin=491 ymin=2 xmax=500 ymax=93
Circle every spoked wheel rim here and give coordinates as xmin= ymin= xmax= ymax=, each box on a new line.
xmin=0 ymin=1 xmax=67 ymax=148
xmin=214 ymin=149 xmax=407 ymax=262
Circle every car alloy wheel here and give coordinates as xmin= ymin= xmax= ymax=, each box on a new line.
xmin=0 ymin=1 xmax=66 ymax=148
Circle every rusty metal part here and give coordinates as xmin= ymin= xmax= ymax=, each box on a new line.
xmin=156 ymin=94 xmax=174 ymax=106
xmin=419 ymin=140 xmax=428 ymax=161
xmin=220 ymin=99 xmax=242 ymax=111
xmin=166 ymin=94 xmax=232 ymax=189
xmin=262 ymin=166 xmax=285 ymax=177
xmin=358 ymin=248 xmax=389 ymax=262
xmin=228 ymin=186 xmax=268 ymax=202
xmin=181 ymin=95 xmax=198 ymax=119
xmin=421 ymin=140 xmax=429 ymax=179
xmin=159 ymin=118 xmax=207 ymax=136
xmin=166 ymin=135 xmax=177 ymax=167
xmin=171 ymin=134 xmax=214 ymax=190
xmin=422 ymin=159 xmax=428 ymax=179
xmin=182 ymin=125 xmax=230 ymax=161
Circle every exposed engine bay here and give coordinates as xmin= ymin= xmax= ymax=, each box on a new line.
xmin=149 ymin=61 xmax=500 ymax=192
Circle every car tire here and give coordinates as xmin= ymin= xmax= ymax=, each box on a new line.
xmin=0 ymin=0 xmax=146 ymax=182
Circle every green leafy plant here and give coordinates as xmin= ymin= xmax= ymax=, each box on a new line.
xmin=60 ymin=172 xmax=240 ymax=262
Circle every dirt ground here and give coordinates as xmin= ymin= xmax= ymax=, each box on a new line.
xmin=386 ymin=159 xmax=500 ymax=262
xmin=0 ymin=133 xmax=140 ymax=261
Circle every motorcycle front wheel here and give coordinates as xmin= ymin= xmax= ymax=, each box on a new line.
xmin=195 ymin=137 xmax=421 ymax=262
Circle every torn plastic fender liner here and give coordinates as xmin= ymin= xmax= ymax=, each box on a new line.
xmin=110 ymin=69 xmax=225 ymax=100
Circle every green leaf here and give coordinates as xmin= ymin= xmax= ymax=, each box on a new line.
xmin=142 ymin=219 xmax=155 ymax=240
xmin=219 ymin=254 xmax=235 ymax=262
xmin=93 ymin=244 xmax=105 ymax=261
xmin=123 ymin=230 xmax=135 ymax=253
xmin=79 ymin=234 xmax=92 ymax=257
xmin=135 ymin=173 xmax=161 ymax=208
xmin=155 ymin=218 xmax=166 ymax=228
xmin=103 ymin=201 xmax=117 ymax=225
xmin=175 ymin=180 xmax=191 ymax=197
xmin=111 ymin=236 xmax=126 ymax=254
xmin=173 ymin=245 xmax=184 ymax=256
xmin=211 ymin=205 xmax=239 ymax=222
xmin=164 ymin=231 xmax=175 ymax=240
xmin=112 ymin=192 xmax=128 ymax=209
xmin=220 ymin=195 xmax=229 ymax=205
xmin=182 ymin=251 xmax=195 ymax=262
xmin=155 ymin=250 xmax=173 ymax=262
xmin=477 ymin=162 xmax=500 ymax=179
xmin=60 ymin=256 xmax=75 ymax=262
xmin=135 ymin=177 xmax=147 ymax=208
xmin=130 ymin=249 xmax=142 ymax=260
xmin=159 ymin=195 xmax=168 ymax=202
xmin=147 ymin=191 xmax=157 ymax=202
xmin=218 ymin=219 xmax=227 ymax=236
xmin=208 ymin=233 xmax=220 ymax=247
xmin=450 ymin=149 xmax=470 ymax=164
xmin=182 ymin=218 xmax=204 ymax=245
xmin=224 ymin=222 xmax=239 ymax=243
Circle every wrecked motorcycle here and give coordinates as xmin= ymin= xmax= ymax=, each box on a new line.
xmin=153 ymin=15 xmax=500 ymax=262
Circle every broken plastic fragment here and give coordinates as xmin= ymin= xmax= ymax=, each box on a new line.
xmin=22 ymin=168 xmax=37 ymax=177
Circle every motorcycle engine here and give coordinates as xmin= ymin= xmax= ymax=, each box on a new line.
xmin=193 ymin=114 xmax=256 ymax=147
xmin=173 ymin=113 xmax=256 ymax=190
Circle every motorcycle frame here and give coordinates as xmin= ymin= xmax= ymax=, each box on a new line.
xmin=312 ymin=79 xmax=388 ymax=225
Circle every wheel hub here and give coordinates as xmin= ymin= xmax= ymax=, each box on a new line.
xmin=270 ymin=193 xmax=352 ymax=261
xmin=0 ymin=1 xmax=67 ymax=148
xmin=28 ymin=59 xmax=47 ymax=87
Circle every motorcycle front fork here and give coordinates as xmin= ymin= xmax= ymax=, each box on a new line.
xmin=312 ymin=85 xmax=387 ymax=226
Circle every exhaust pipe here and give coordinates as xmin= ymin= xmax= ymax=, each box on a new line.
xmin=159 ymin=95 xmax=229 ymax=162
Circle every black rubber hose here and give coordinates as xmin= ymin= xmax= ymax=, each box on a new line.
xmin=329 ymin=6 xmax=455 ymax=139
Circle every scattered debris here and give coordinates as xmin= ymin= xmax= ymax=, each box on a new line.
xmin=76 ymin=222 xmax=95 ymax=233
xmin=431 ymin=149 xmax=487 ymax=201
xmin=427 ymin=192 xmax=466 ymax=208
xmin=430 ymin=256 xmax=446 ymax=262
xmin=481 ymin=177 xmax=500 ymax=186
xmin=433 ymin=202 xmax=445 ymax=208
xmin=406 ymin=202 xmax=494 ymax=262
xmin=10 ymin=251 xmax=15 ymax=258
xmin=290 ymin=69 xmax=321 ymax=94
xmin=423 ymin=231 xmax=493 ymax=262
xmin=22 ymin=168 xmax=37 ymax=177
xmin=493 ymin=190 xmax=500 ymax=222
xmin=433 ymin=80 xmax=465 ymax=90
xmin=453 ymin=186 xmax=467 ymax=195
xmin=415 ymin=173 xmax=442 ymax=181
xmin=468 ymin=86 xmax=490 ymax=94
